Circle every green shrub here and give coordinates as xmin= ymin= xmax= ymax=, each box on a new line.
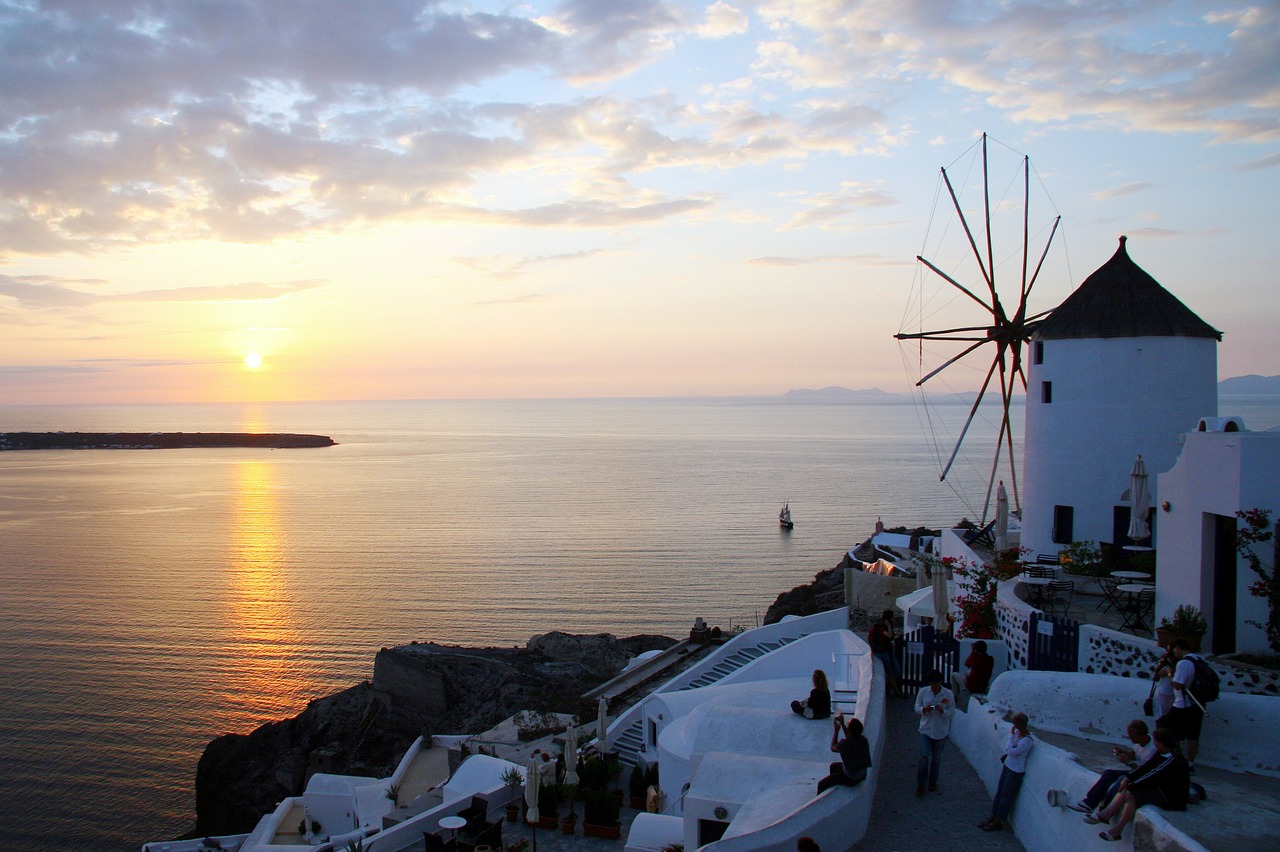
xmin=579 ymin=756 xmax=610 ymax=790
xmin=629 ymin=764 xmax=647 ymax=797
xmin=583 ymin=789 xmax=619 ymax=826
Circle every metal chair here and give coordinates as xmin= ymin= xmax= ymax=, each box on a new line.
xmin=1119 ymin=588 xmax=1155 ymax=633
xmin=1045 ymin=579 xmax=1074 ymax=616
xmin=1025 ymin=565 xmax=1057 ymax=579
xmin=1096 ymin=575 xmax=1122 ymax=613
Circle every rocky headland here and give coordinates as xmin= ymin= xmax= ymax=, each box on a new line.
xmin=192 ymin=563 xmax=855 ymax=838
xmin=194 ymin=631 xmax=674 ymax=835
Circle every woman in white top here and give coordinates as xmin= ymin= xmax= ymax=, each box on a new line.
xmin=1153 ymin=651 xmax=1177 ymax=718
xmin=979 ymin=712 xmax=1035 ymax=831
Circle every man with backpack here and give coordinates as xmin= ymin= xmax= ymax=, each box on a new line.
xmin=1159 ymin=638 xmax=1218 ymax=770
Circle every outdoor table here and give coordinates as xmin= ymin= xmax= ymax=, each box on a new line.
xmin=1017 ymin=574 xmax=1053 ymax=607
xmin=1111 ymin=571 xmax=1152 ymax=581
xmin=439 ymin=815 xmax=467 ymax=841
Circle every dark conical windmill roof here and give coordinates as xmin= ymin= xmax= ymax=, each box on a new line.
xmin=1036 ymin=236 xmax=1221 ymax=341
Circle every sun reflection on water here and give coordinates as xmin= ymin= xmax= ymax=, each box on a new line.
xmin=221 ymin=460 xmax=317 ymax=723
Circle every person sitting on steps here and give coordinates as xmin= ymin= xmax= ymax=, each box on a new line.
xmin=791 ymin=669 xmax=832 ymax=719
xmin=816 ymin=714 xmax=871 ymax=793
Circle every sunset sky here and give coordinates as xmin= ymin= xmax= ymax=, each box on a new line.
xmin=1 ymin=0 xmax=1277 ymax=404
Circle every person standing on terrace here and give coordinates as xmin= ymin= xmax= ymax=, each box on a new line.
xmin=914 ymin=669 xmax=955 ymax=797
xmin=978 ymin=711 xmax=1034 ymax=831
xmin=869 ymin=610 xmax=902 ymax=698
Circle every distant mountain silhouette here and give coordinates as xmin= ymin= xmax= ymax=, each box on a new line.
xmin=782 ymin=386 xmax=901 ymax=401
xmin=1219 ymin=374 xmax=1280 ymax=394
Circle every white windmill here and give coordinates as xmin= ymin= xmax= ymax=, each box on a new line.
xmin=896 ymin=133 xmax=1071 ymax=524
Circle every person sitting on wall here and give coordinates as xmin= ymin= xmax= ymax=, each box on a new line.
xmin=816 ymin=714 xmax=872 ymax=793
xmin=1085 ymin=728 xmax=1190 ymax=842
xmin=951 ymin=639 xmax=995 ymax=702
xmin=791 ymin=669 xmax=832 ymax=719
xmin=1067 ymin=719 xmax=1156 ymax=820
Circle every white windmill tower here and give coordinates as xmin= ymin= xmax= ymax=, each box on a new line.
xmin=1020 ymin=236 xmax=1221 ymax=559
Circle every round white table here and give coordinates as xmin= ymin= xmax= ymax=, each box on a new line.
xmin=1017 ymin=574 xmax=1053 ymax=606
xmin=439 ymin=815 xmax=467 ymax=840
xmin=1111 ymin=570 xmax=1152 ymax=581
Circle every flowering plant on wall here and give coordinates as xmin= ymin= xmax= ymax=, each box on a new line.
xmin=951 ymin=557 xmax=999 ymax=639
xmin=1237 ymin=508 xmax=1278 ymax=653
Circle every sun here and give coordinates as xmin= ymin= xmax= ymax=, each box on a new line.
xmin=244 ymin=352 xmax=263 ymax=370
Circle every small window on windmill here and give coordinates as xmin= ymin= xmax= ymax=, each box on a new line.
xmin=1052 ymin=505 xmax=1074 ymax=544
xmin=1034 ymin=341 xmax=1044 ymax=365
xmin=1042 ymin=381 xmax=1053 ymax=404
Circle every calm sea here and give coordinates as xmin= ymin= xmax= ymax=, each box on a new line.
xmin=0 ymin=396 xmax=1274 ymax=851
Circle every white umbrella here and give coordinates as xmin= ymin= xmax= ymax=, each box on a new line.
xmin=994 ymin=480 xmax=1009 ymax=553
xmin=931 ymin=567 xmax=949 ymax=628
xmin=524 ymin=757 xmax=541 ymax=822
xmin=1126 ymin=455 xmax=1151 ymax=543
xmin=562 ymin=724 xmax=579 ymax=786
xmin=596 ymin=696 xmax=609 ymax=749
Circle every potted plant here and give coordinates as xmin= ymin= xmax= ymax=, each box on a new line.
xmin=628 ymin=764 xmax=647 ymax=809
xmin=560 ymin=782 xmax=581 ymax=834
xmin=582 ymin=788 xmax=621 ymax=839
xmin=535 ymin=782 xmax=560 ymax=829
xmin=1157 ymin=604 xmax=1207 ymax=651
xmin=501 ymin=768 xmax=523 ymax=822
xmin=1060 ymin=541 xmax=1105 ymax=577
xmin=386 ymin=782 xmax=401 ymax=807
xmin=579 ymin=756 xmax=609 ymax=791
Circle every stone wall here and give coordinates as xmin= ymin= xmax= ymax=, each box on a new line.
xmin=994 ymin=583 xmax=1034 ymax=670
xmin=1079 ymin=624 xmax=1280 ymax=696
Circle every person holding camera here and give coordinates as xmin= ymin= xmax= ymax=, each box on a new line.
xmin=816 ymin=713 xmax=872 ymax=794
xmin=914 ymin=669 xmax=955 ymax=796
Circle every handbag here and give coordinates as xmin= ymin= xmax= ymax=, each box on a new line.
xmin=1143 ymin=677 xmax=1157 ymax=716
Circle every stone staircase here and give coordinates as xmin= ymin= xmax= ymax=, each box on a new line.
xmin=612 ymin=635 xmax=804 ymax=767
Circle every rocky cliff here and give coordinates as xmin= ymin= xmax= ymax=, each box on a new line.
xmin=193 ymin=631 xmax=673 ymax=835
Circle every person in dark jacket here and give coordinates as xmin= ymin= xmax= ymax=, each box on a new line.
xmin=817 ymin=714 xmax=872 ymax=793
xmin=791 ymin=669 xmax=832 ymax=719
xmin=868 ymin=610 xmax=902 ymax=698
xmin=1086 ymin=728 xmax=1190 ymax=842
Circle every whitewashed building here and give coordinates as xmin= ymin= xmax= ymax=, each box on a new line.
xmin=1021 ymin=236 xmax=1221 ymax=559
xmin=1156 ymin=420 xmax=1280 ymax=654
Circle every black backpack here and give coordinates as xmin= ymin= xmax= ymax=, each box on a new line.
xmin=1188 ymin=656 xmax=1220 ymax=704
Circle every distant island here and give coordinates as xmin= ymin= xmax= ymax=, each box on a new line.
xmin=0 ymin=432 xmax=336 ymax=451
xmin=1219 ymin=374 xmax=1280 ymax=395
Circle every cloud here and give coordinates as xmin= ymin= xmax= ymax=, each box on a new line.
xmin=1092 ymin=181 xmax=1153 ymax=200
xmin=698 ymin=2 xmax=749 ymax=39
xmin=1238 ymin=152 xmax=1280 ymax=171
xmin=0 ymin=274 xmax=323 ymax=310
xmin=454 ymin=247 xmax=612 ymax=279
xmin=747 ymin=253 xmax=909 ymax=267
xmin=0 ymin=0 xmax=1275 ymax=256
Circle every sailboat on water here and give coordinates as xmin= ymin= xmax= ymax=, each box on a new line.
xmin=778 ymin=501 xmax=794 ymax=529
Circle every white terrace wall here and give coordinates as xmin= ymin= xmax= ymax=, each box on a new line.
xmin=943 ymin=527 xmax=1280 ymax=696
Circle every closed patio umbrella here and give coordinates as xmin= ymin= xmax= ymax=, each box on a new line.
xmin=562 ymin=724 xmax=579 ymax=786
xmin=596 ymin=696 xmax=609 ymax=749
xmin=1126 ymin=455 xmax=1151 ymax=543
xmin=994 ymin=480 xmax=1009 ymax=553
xmin=524 ymin=757 xmax=541 ymax=823
xmin=931 ymin=567 xmax=950 ymax=629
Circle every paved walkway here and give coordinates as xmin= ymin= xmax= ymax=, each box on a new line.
xmin=855 ymin=694 xmax=1024 ymax=851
